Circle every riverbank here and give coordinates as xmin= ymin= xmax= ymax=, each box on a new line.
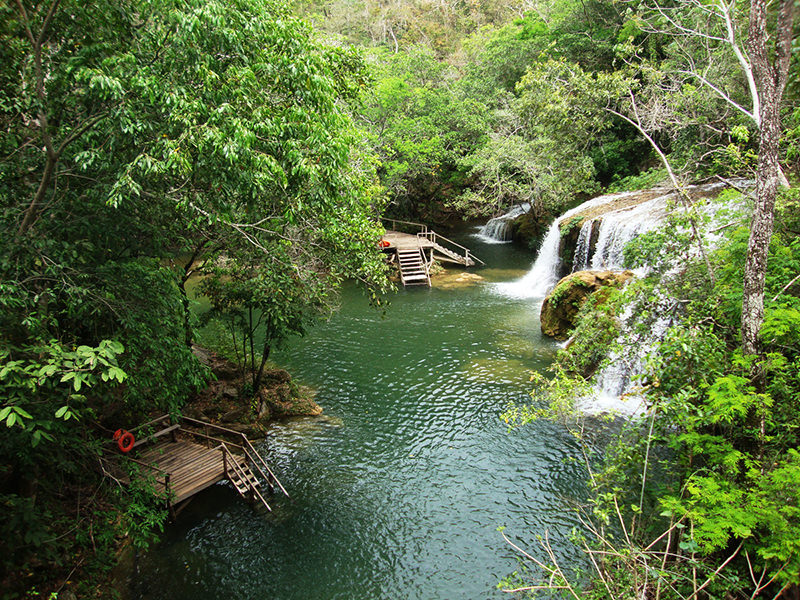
xmin=124 ymin=246 xmax=586 ymax=600
xmin=185 ymin=345 xmax=322 ymax=437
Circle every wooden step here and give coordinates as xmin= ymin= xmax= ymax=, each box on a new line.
xmin=229 ymin=464 xmax=261 ymax=494
xmin=396 ymin=246 xmax=431 ymax=287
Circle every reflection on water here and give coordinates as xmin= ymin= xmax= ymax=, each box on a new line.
xmin=130 ymin=230 xmax=590 ymax=600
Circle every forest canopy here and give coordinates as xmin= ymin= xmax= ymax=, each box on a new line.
xmin=1 ymin=0 xmax=387 ymax=594
xmin=1 ymin=0 xmax=798 ymax=596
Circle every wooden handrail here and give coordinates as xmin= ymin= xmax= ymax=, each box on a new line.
xmin=131 ymin=423 xmax=180 ymax=449
xmin=179 ymin=427 xmax=244 ymax=450
xmin=122 ymin=456 xmax=170 ymax=496
xmin=221 ymin=443 xmax=272 ymax=511
xmin=182 ymin=416 xmax=250 ymax=438
xmin=417 ymin=231 xmax=485 ymax=266
xmin=128 ymin=414 xmax=171 ymax=435
xmin=381 ymin=217 xmax=428 ymax=233
xmin=242 ymin=437 xmax=290 ymax=498
xmin=121 ymin=455 xmax=168 ymax=476
xmin=104 ymin=414 xmax=171 ymax=446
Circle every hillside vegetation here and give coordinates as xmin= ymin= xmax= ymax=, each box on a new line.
xmin=1 ymin=0 xmax=798 ymax=597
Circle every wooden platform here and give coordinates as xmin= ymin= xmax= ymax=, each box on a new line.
xmin=104 ymin=416 xmax=288 ymax=514
xmin=136 ymin=439 xmax=239 ymax=504
xmin=381 ymin=230 xmax=436 ymax=251
xmin=380 ymin=219 xmax=484 ymax=288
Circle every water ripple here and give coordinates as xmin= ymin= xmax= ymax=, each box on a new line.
xmin=131 ymin=249 xmax=590 ymax=600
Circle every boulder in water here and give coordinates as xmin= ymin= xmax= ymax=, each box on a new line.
xmin=510 ymin=210 xmax=551 ymax=249
xmin=541 ymin=270 xmax=633 ymax=340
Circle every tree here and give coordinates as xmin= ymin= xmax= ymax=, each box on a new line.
xmin=627 ymin=0 xmax=795 ymax=355
xmin=360 ymin=46 xmax=489 ymax=217
xmin=0 ymin=0 xmax=389 ymax=590
xmin=741 ymin=0 xmax=795 ymax=356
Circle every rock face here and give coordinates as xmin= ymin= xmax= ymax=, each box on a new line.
xmin=510 ymin=209 xmax=551 ymax=249
xmin=540 ymin=270 xmax=633 ymax=340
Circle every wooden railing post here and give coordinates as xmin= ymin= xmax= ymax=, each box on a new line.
xmin=165 ymin=473 xmax=175 ymax=520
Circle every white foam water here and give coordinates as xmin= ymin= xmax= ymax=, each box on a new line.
xmin=493 ymin=191 xmax=643 ymax=299
xmin=474 ymin=203 xmax=531 ymax=244
xmin=494 ymin=181 xmax=746 ymax=416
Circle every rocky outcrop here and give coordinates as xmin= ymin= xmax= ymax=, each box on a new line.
xmin=510 ymin=209 xmax=552 ymax=249
xmin=540 ymin=270 xmax=633 ymax=340
xmin=186 ymin=345 xmax=322 ymax=437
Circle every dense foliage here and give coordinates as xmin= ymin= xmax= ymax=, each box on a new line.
xmin=1 ymin=0 xmax=797 ymax=595
xmin=1 ymin=0 xmax=388 ymax=595
xmin=504 ymin=188 xmax=800 ymax=597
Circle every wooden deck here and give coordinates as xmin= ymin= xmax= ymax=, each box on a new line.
xmin=380 ymin=219 xmax=484 ymax=287
xmin=381 ymin=230 xmax=437 ymax=250
xmin=137 ymin=439 xmax=236 ymax=504
xmin=104 ymin=415 xmax=288 ymax=514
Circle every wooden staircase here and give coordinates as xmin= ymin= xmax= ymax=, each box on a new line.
xmin=226 ymin=452 xmax=274 ymax=511
xmin=397 ymin=247 xmax=431 ymax=287
xmin=431 ymin=242 xmax=475 ymax=266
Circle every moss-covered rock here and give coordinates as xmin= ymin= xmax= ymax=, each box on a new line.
xmin=510 ymin=210 xmax=550 ymax=249
xmin=541 ymin=270 xmax=633 ymax=340
xmin=257 ymin=381 xmax=322 ymax=418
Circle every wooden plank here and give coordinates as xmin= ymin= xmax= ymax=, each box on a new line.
xmin=138 ymin=446 xmax=207 ymax=472
xmin=171 ymin=455 xmax=225 ymax=481
xmin=170 ymin=455 xmax=228 ymax=489
xmin=170 ymin=449 xmax=224 ymax=472
xmin=170 ymin=452 xmax=227 ymax=480
xmin=141 ymin=442 xmax=206 ymax=463
xmin=173 ymin=473 xmax=228 ymax=503
xmin=172 ymin=468 xmax=225 ymax=494
xmin=138 ymin=440 xmax=203 ymax=462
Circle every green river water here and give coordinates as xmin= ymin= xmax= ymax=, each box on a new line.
xmin=129 ymin=230 xmax=591 ymax=600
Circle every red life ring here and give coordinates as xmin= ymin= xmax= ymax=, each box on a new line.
xmin=379 ymin=240 xmax=390 ymax=248
xmin=117 ymin=431 xmax=135 ymax=453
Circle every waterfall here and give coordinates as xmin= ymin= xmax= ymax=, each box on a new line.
xmin=493 ymin=181 xmax=745 ymax=416
xmin=493 ymin=190 xmax=643 ymax=299
xmin=572 ymin=220 xmax=594 ymax=272
xmin=475 ymin=203 xmax=531 ymax=243
xmin=589 ymin=194 xmax=670 ymax=270
xmin=579 ymin=305 xmax=675 ymax=417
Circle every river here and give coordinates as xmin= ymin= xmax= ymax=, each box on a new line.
xmin=129 ymin=230 xmax=591 ymax=599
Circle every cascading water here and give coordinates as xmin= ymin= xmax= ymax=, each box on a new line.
xmin=495 ymin=181 xmax=745 ymax=415
xmin=571 ymin=220 xmax=594 ymax=273
xmin=493 ymin=190 xmax=644 ymax=299
xmin=474 ymin=203 xmax=531 ymax=243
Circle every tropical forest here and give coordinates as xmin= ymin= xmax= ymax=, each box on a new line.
xmin=1 ymin=0 xmax=799 ymax=598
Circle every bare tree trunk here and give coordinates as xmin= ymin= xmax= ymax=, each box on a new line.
xmin=741 ymin=100 xmax=781 ymax=357
xmin=740 ymin=0 xmax=794 ymax=357
xmin=253 ymin=341 xmax=271 ymax=394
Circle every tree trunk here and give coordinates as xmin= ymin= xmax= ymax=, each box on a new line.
xmin=741 ymin=101 xmax=781 ymax=357
xmin=740 ymin=0 xmax=794 ymax=357
xmin=178 ymin=241 xmax=209 ymax=348
xmin=253 ymin=341 xmax=271 ymax=393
